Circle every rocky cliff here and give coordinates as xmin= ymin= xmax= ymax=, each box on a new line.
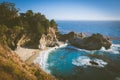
xmin=39 ymin=27 xmax=59 ymax=50
xmin=60 ymin=32 xmax=111 ymax=50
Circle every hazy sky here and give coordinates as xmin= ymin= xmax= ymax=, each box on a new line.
xmin=1 ymin=0 xmax=120 ymax=20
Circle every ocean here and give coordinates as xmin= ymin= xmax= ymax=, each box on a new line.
xmin=57 ymin=21 xmax=120 ymax=37
xmin=35 ymin=21 xmax=120 ymax=80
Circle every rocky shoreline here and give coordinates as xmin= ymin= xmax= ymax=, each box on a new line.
xmin=34 ymin=42 xmax=68 ymax=73
xmin=59 ymin=32 xmax=112 ymax=50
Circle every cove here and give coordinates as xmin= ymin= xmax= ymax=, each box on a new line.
xmin=46 ymin=43 xmax=120 ymax=80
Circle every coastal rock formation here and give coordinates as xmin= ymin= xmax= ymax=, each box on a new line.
xmin=61 ymin=32 xmax=111 ymax=50
xmin=39 ymin=27 xmax=59 ymax=49
xmin=58 ymin=32 xmax=86 ymax=41
xmin=90 ymin=61 xmax=99 ymax=65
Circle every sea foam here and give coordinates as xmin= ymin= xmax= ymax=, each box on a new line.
xmin=72 ymin=56 xmax=107 ymax=68
xmin=100 ymin=44 xmax=120 ymax=54
xmin=66 ymin=45 xmax=92 ymax=53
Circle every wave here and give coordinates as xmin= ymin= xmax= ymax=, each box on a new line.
xmin=100 ymin=44 xmax=120 ymax=54
xmin=72 ymin=56 xmax=107 ymax=68
xmin=66 ymin=45 xmax=92 ymax=53
xmin=34 ymin=43 xmax=68 ymax=73
xmin=67 ymin=43 xmax=120 ymax=55
xmin=65 ymin=43 xmax=120 ymax=55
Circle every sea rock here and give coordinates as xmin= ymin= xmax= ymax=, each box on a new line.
xmin=89 ymin=61 xmax=99 ymax=65
xmin=62 ymin=32 xmax=111 ymax=50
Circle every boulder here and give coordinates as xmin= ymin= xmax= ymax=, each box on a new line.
xmin=90 ymin=61 xmax=99 ymax=65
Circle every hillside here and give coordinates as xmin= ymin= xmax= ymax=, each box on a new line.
xmin=0 ymin=2 xmax=57 ymax=80
xmin=0 ymin=43 xmax=56 ymax=80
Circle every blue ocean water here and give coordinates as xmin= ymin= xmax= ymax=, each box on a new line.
xmin=57 ymin=21 xmax=120 ymax=37
xmin=47 ymin=21 xmax=120 ymax=80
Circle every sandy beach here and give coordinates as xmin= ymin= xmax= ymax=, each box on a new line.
xmin=15 ymin=47 xmax=40 ymax=64
xmin=15 ymin=42 xmax=67 ymax=65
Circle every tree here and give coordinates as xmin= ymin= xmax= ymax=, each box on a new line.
xmin=0 ymin=2 xmax=19 ymax=25
xmin=0 ymin=25 xmax=8 ymax=44
xmin=26 ymin=10 xmax=34 ymax=17
xmin=50 ymin=19 xmax=57 ymax=27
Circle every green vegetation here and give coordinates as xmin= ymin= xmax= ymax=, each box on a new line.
xmin=50 ymin=19 xmax=57 ymax=29
xmin=0 ymin=2 xmax=57 ymax=50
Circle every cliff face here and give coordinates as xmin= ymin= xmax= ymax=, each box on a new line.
xmin=16 ymin=34 xmax=30 ymax=48
xmin=39 ymin=27 xmax=59 ymax=49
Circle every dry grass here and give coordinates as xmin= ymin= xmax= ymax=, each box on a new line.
xmin=0 ymin=44 xmax=57 ymax=80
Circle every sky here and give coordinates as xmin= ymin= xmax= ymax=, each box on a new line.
xmin=1 ymin=0 xmax=120 ymax=20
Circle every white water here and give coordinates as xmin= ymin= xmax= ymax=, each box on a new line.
xmin=34 ymin=43 xmax=68 ymax=73
xmin=72 ymin=56 xmax=91 ymax=67
xmin=72 ymin=56 xmax=108 ymax=68
xmin=67 ymin=44 xmax=120 ymax=54
xmin=67 ymin=43 xmax=120 ymax=54
xmin=67 ymin=44 xmax=120 ymax=68
xmin=66 ymin=45 xmax=92 ymax=53
xmin=100 ymin=44 xmax=120 ymax=54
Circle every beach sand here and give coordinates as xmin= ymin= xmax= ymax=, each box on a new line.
xmin=15 ymin=47 xmax=40 ymax=64
xmin=15 ymin=42 xmax=67 ymax=65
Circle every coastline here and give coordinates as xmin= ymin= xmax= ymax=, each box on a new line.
xmin=15 ymin=42 xmax=67 ymax=66
xmin=34 ymin=42 xmax=68 ymax=73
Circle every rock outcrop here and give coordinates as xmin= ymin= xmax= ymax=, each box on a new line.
xmin=90 ymin=61 xmax=99 ymax=65
xmin=16 ymin=34 xmax=30 ymax=48
xmin=39 ymin=27 xmax=59 ymax=49
xmin=15 ymin=27 xmax=59 ymax=50
xmin=61 ymin=32 xmax=111 ymax=50
xmin=58 ymin=32 xmax=86 ymax=42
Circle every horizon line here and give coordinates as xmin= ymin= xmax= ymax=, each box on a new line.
xmin=55 ymin=19 xmax=120 ymax=21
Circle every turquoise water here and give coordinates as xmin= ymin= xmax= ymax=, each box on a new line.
xmin=47 ymin=21 xmax=120 ymax=80
xmin=47 ymin=44 xmax=120 ymax=80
